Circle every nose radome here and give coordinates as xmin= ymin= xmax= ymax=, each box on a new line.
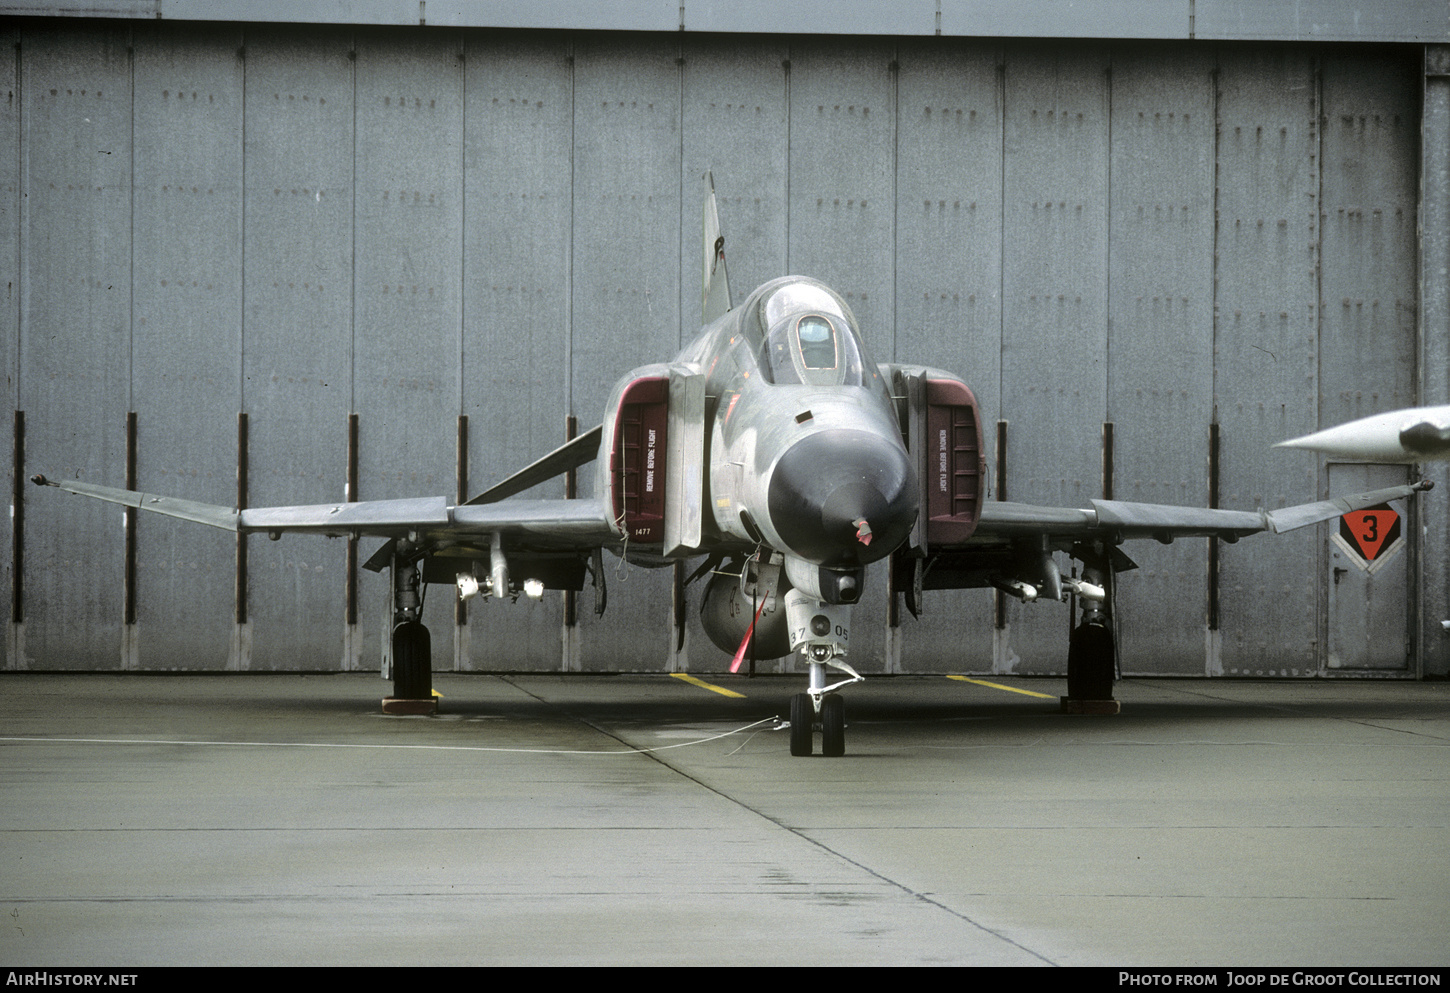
xmin=766 ymin=429 xmax=917 ymax=566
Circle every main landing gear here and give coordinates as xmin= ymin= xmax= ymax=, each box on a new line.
xmin=384 ymin=552 xmax=436 ymax=714
xmin=1062 ymin=559 xmax=1119 ymax=715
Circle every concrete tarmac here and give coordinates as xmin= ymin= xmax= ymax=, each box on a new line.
xmin=1 ymin=671 xmax=1446 ymax=967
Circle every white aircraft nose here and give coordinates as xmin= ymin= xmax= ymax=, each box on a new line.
xmin=1276 ymin=406 xmax=1450 ymax=463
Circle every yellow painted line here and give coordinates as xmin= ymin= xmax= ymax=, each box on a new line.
xmin=671 ymin=672 xmax=746 ymax=699
xmin=946 ymin=675 xmax=1056 ymax=699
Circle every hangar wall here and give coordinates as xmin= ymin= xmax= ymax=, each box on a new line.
xmin=0 ymin=19 xmax=1442 ymax=678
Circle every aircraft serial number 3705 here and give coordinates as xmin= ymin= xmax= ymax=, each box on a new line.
xmin=33 ymin=177 xmax=1429 ymax=757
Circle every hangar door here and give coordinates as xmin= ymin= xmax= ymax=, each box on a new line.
xmin=0 ymin=28 xmax=1429 ymax=676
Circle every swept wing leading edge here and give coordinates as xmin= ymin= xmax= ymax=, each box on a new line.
xmin=973 ymin=481 xmax=1431 ymax=545
xmin=29 ymin=474 xmax=618 ymax=549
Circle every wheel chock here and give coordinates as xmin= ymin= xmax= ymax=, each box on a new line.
xmin=1060 ymin=696 xmax=1121 ymax=715
xmin=381 ymin=697 xmax=438 ymax=715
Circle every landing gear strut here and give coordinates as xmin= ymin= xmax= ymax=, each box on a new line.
xmin=1062 ymin=559 xmax=1119 ymax=715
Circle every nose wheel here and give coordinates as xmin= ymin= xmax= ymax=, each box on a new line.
xmin=788 ymin=691 xmax=847 ymax=757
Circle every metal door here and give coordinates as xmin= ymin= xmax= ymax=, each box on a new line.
xmin=1326 ymin=463 xmax=1412 ymax=672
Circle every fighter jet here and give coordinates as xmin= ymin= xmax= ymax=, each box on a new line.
xmin=31 ymin=177 xmax=1431 ymax=757
xmin=1277 ymin=406 xmax=1450 ymax=462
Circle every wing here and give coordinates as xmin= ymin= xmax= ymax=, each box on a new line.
xmin=900 ymin=479 xmax=1432 ymax=611
xmin=29 ymin=473 xmax=618 ymax=550
xmin=974 ymin=480 xmax=1432 ymax=544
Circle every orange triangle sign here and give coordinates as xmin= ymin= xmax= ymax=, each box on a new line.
xmin=1339 ymin=505 xmax=1399 ymax=562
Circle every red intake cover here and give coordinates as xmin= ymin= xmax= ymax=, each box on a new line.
xmin=610 ymin=377 xmax=669 ymax=543
xmin=923 ymin=379 xmax=985 ymax=545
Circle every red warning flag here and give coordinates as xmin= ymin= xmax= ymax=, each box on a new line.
xmin=1339 ymin=504 xmax=1400 ymax=562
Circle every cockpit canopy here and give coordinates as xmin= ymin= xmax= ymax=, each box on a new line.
xmin=756 ymin=281 xmax=868 ymax=387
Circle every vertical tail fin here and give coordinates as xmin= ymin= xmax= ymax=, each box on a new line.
xmin=702 ymin=171 xmax=733 ymax=324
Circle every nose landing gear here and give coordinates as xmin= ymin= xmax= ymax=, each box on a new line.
xmin=783 ymin=588 xmax=861 ymax=756
xmin=788 ymin=655 xmax=860 ymax=757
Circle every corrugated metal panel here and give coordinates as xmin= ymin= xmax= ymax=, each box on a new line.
xmin=460 ymin=33 xmax=573 ymax=671
xmin=677 ymin=35 xmax=789 ymax=334
xmin=241 ymin=27 xmax=356 ymax=671
xmin=570 ymin=35 xmax=680 ymax=670
xmin=1106 ymin=44 xmax=1217 ymax=676
xmin=1317 ymin=51 xmax=1418 ymax=428
xmin=1 ymin=27 xmax=18 ymax=670
xmin=1213 ymin=45 xmax=1322 ymax=676
xmin=891 ymin=38 xmax=1002 ymax=674
xmin=130 ymin=24 xmax=243 ymax=669
xmin=999 ymin=41 xmax=1111 ymax=676
xmin=352 ymin=30 xmax=464 ymax=496
xmin=18 ymin=25 xmax=132 ymax=669
xmin=786 ymin=38 xmax=896 ymax=349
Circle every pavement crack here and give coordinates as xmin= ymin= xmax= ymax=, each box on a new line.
xmin=577 ymin=716 xmax=1060 ymax=967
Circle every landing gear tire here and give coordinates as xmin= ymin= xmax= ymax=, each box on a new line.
xmin=392 ymin=620 xmax=432 ymax=701
xmin=820 ymin=693 xmax=845 ymax=758
xmin=1067 ymin=620 xmax=1114 ymax=701
xmin=789 ymin=692 xmax=813 ymax=756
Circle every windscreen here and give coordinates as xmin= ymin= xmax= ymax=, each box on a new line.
xmin=760 ymin=312 xmax=865 ymax=386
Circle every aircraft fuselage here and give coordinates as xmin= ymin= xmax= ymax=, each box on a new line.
xmin=679 ymin=276 xmax=917 ymax=602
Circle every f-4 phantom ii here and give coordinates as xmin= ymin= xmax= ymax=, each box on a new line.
xmin=33 ymin=177 xmax=1431 ymax=757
